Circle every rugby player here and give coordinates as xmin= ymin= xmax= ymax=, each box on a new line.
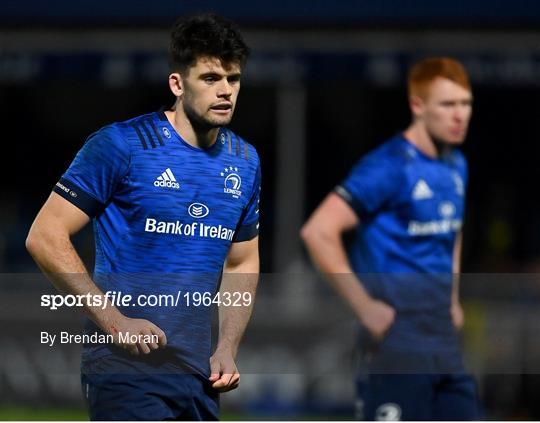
xmin=27 ymin=13 xmax=260 ymax=420
xmin=301 ymin=57 xmax=480 ymax=420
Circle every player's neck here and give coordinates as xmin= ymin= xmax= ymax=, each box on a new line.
xmin=165 ymin=109 xmax=219 ymax=150
xmin=404 ymin=124 xmax=449 ymax=159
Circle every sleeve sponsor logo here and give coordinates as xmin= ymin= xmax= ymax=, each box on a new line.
xmin=335 ymin=185 xmax=352 ymax=202
xmin=56 ymin=182 xmax=78 ymax=198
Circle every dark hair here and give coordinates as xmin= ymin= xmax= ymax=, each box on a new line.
xmin=169 ymin=13 xmax=250 ymax=73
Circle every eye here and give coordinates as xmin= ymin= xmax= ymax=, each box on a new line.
xmin=202 ymin=74 xmax=220 ymax=84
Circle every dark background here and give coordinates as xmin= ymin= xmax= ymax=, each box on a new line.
xmin=2 ymin=0 xmax=540 ymax=419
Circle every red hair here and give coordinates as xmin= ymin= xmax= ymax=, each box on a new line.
xmin=408 ymin=57 xmax=470 ymax=99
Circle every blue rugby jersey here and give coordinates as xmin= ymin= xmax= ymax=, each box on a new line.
xmin=53 ymin=110 xmax=260 ymax=374
xmin=335 ymin=134 xmax=467 ymax=351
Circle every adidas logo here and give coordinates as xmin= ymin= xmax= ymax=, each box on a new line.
xmin=412 ymin=179 xmax=433 ymax=200
xmin=154 ymin=168 xmax=180 ymax=189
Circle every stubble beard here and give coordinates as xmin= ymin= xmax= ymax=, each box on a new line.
xmin=183 ymin=101 xmax=233 ymax=132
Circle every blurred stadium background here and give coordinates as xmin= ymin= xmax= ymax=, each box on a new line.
xmin=2 ymin=0 xmax=540 ymax=419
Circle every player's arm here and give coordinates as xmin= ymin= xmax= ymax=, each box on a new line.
xmin=301 ymin=192 xmax=395 ymax=339
xmin=209 ymin=236 xmax=259 ymax=392
xmin=26 ymin=192 xmax=166 ymax=354
xmin=451 ymin=232 xmax=465 ymax=329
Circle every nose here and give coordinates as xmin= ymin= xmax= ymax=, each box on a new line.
xmin=454 ymin=104 xmax=470 ymax=122
xmin=217 ymin=79 xmax=232 ymax=98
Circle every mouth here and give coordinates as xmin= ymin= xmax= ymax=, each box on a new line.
xmin=450 ymin=128 xmax=465 ymax=137
xmin=209 ymin=103 xmax=233 ymax=114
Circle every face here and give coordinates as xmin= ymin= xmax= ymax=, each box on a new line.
xmin=412 ymin=77 xmax=473 ymax=145
xmin=174 ymin=56 xmax=241 ymax=129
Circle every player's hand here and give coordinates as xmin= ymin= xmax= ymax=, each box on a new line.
xmin=359 ymin=299 xmax=396 ymax=340
xmin=107 ymin=316 xmax=167 ymax=355
xmin=209 ymin=348 xmax=240 ymax=392
xmin=451 ymin=301 xmax=465 ymax=330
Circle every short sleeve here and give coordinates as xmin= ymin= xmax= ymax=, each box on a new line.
xmin=53 ymin=126 xmax=130 ymax=218
xmin=232 ymin=159 xmax=261 ymax=242
xmin=335 ymin=156 xmax=402 ymax=219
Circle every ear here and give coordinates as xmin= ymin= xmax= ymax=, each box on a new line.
xmin=409 ymin=95 xmax=425 ymax=119
xmin=168 ymin=73 xmax=184 ymax=98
